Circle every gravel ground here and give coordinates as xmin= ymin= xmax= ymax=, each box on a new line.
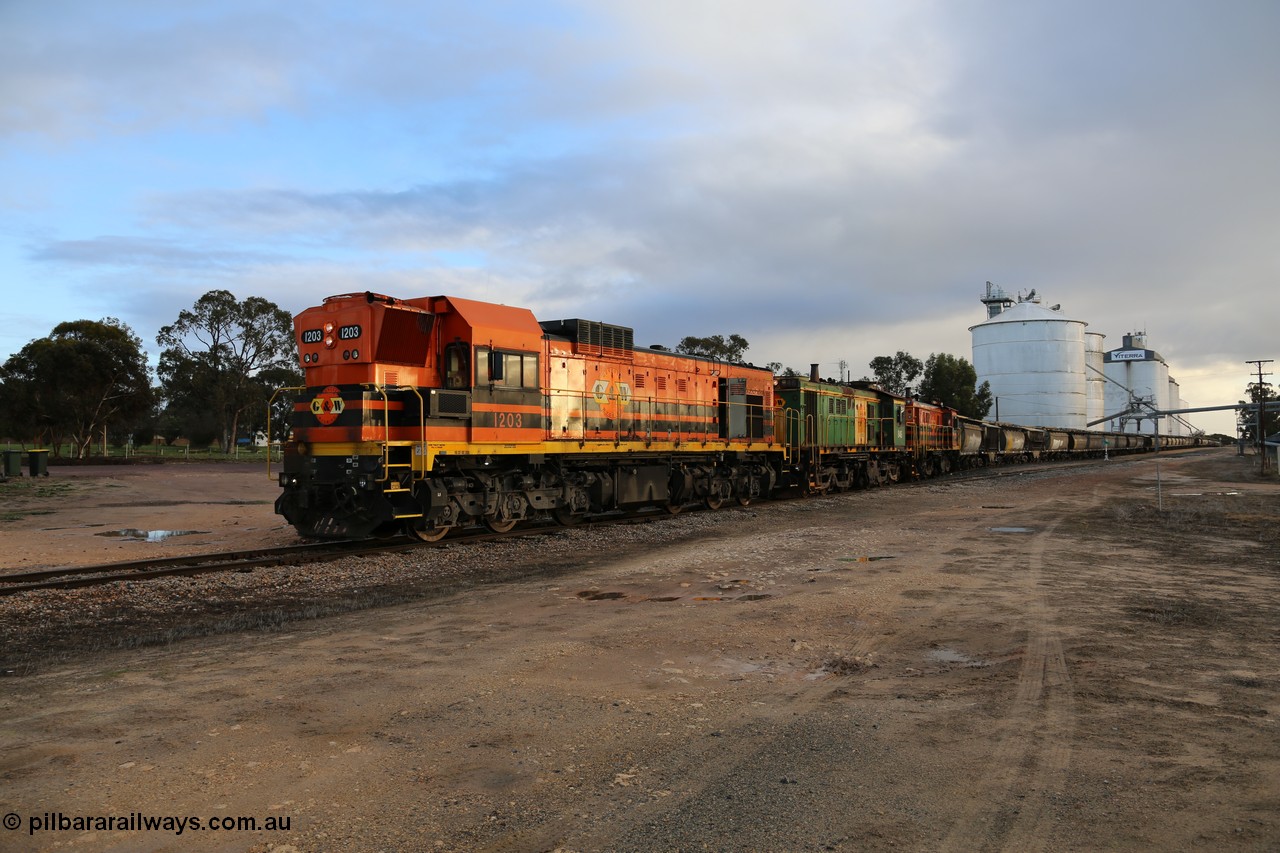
xmin=1 ymin=450 xmax=1278 ymax=852
xmin=0 ymin=510 xmax=743 ymax=674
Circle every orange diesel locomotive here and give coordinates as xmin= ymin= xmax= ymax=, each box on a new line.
xmin=275 ymin=292 xmax=778 ymax=539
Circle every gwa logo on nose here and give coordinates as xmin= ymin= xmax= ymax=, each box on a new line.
xmin=310 ymin=386 xmax=345 ymax=425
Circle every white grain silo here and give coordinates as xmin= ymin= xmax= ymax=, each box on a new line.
xmin=1102 ymin=332 xmax=1170 ymax=434
xmin=1167 ymin=377 xmax=1183 ymax=436
xmin=1086 ymin=331 xmax=1107 ymax=427
xmin=970 ymin=290 xmax=1088 ymax=429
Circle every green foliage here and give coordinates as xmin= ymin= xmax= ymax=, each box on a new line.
xmin=917 ymin=353 xmax=993 ymax=419
xmin=157 ymin=290 xmax=301 ymax=453
xmin=130 ymin=423 xmax=156 ymax=449
xmin=675 ymin=333 xmax=750 ymax=363
xmin=867 ymin=351 xmax=923 ymax=396
xmin=1238 ymin=382 xmax=1279 ymax=445
xmin=765 ymin=362 xmax=803 ymax=377
xmin=867 ymin=350 xmax=992 ymax=419
xmin=0 ymin=319 xmax=154 ymax=457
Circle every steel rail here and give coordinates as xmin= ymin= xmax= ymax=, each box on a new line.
xmin=1 ymin=446 xmax=1209 ymax=598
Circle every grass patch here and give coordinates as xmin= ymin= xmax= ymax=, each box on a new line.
xmin=0 ymin=479 xmax=77 ymax=522
xmin=1105 ymin=494 xmax=1279 ymax=542
xmin=0 ymin=479 xmax=74 ymax=500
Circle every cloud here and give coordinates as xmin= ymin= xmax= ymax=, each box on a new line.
xmin=30 ymin=235 xmax=291 ymax=271
xmin=5 ymin=0 xmax=1275 ymax=439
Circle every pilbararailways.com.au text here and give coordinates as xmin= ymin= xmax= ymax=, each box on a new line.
xmin=7 ymin=811 xmax=291 ymax=836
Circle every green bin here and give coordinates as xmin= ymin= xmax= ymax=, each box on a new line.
xmin=28 ymin=449 xmax=49 ymax=477
xmin=2 ymin=450 xmax=22 ymax=478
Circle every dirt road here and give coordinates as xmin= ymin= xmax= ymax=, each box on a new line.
xmin=1 ymin=450 xmax=1277 ymax=851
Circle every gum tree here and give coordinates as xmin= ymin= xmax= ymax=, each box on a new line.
xmin=867 ymin=351 xmax=923 ymax=396
xmin=157 ymin=290 xmax=300 ymax=453
xmin=675 ymin=333 xmax=751 ymax=363
xmin=917 ymin=353 xmax=993 ymax=419
xmin=0 ymin=319 xmax=153 ymax=457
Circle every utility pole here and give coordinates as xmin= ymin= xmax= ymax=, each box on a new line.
xmin=1246 ymin=359 xmax=1273 ymax=474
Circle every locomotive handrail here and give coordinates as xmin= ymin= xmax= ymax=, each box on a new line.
xmin=807 ymin=412 xmax=818 ymax=483
xmin=368 ymin=383 xmax=392 ymax=483
xmin=403 ymin=385 xmax=425 ymax=476
xmin=363 ymin=383 xmax=425 ymax=483
xmin=782 ymin=405 xmax=802 ymax=463
xmin=265 ymin=385 xmax=306 ymax=480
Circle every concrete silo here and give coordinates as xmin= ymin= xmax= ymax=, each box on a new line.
xmin=970 ymin=289 xmax=1088 ymax=429
xmin=1102 ymin=332 xmax=1170 ymax=434
xmin=1167 ymin=377 xmax=1183 ymax=436
xmin=1086 ymin=331 xmax=1107 ymax=427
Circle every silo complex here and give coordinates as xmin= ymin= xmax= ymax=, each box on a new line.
xmin=969 ymin=293 xmax=1088 ymax=429
xmin=970 ymin=287 xmax=1198 ymax=434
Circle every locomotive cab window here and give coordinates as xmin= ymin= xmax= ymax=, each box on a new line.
xmin=444 ymin=342 xmax=469 ymax=389
xmin=476 ymin=348 xmax=539 ymax=389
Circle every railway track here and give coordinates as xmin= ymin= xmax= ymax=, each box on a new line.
xmin=0 ymin=539 xmax=408 ymax=597
xmin=0 ymin=510 xmax=666 ymax=597
xmin=1 ymin=450 xmax=1201 ymax=598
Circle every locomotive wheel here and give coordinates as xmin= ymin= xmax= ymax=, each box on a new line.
xmin=407 ymin=521 xmax=449 ymax=542
xmin=554 ymin=508 xmax=585 ymax=526
xmin=705 ymin=495 xmax=725 ymax=510
xmin=665 ymin=502 xmax=684 ymax=515
xmin=484 ymin=515 xmax=518 ymax=534
xmin=736 ymin=495 xmax=752 ymax=507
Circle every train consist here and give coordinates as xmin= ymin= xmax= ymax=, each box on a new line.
xmin=273 ymin=292 xmax=1205 ymax=540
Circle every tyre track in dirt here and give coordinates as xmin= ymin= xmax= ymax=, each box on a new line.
xmin=937 ymin=493 xmax=1091 ymax=853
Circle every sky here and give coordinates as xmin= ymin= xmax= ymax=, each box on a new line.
xmin=2 ymin=0 xmax=1276 ymax=437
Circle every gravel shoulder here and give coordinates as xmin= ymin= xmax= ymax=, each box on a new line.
xmin=1 ymin=450 xmax=1277 ymax=852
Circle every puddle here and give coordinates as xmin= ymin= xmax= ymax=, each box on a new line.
xmin=988 ymin=527 xmax=1034 ymax=534
xmin=576 ymin=591 xmax=626 ymax=601
xmin=95 ymin=529 xmax=210 ymax=542
xmin=927 ymin=647 xmax=989 ymax=667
